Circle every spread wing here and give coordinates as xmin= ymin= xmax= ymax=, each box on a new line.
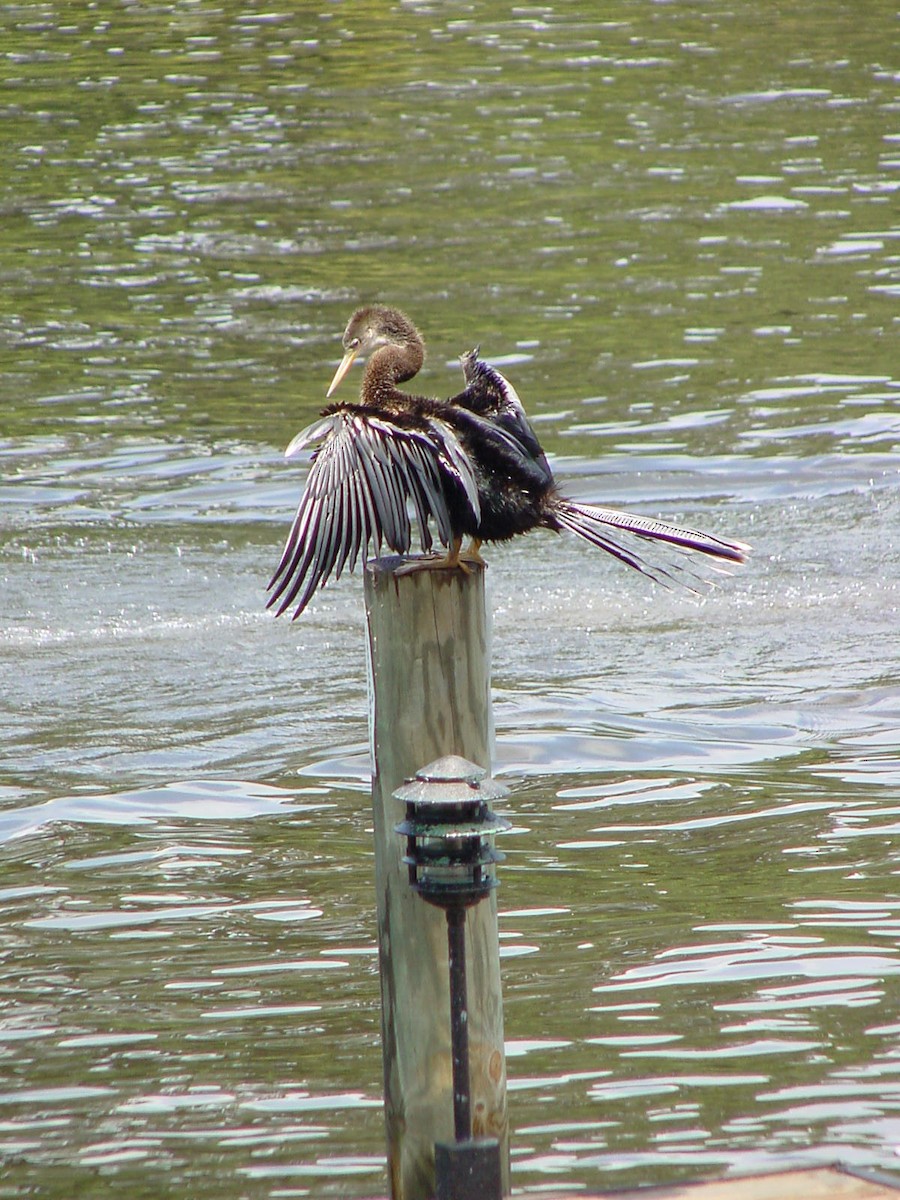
xmin=267 ymin=408 xmax=480 ymax=619
xmin=454 ymin=350 xmax=552 ymax=481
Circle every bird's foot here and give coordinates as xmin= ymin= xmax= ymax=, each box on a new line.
xmin=394 ymin=541 xmax=473 ymax=576
xmin=460 ymin=538 xmax=487 ymax=568
xmin=394 ymin=555 xmax=470 ymax=576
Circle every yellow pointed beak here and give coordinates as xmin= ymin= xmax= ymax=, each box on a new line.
xmin=326 ymin=346 xmax=359 ymax=398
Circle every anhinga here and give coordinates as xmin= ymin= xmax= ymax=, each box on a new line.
xmin=267 ymin=305 xmax=748 ymax=618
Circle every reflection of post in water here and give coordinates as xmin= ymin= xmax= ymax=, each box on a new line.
xmin=365 ymin=558 xmax=509 ymax=1199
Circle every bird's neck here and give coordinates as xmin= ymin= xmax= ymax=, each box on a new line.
xmin=361 ymin=341 xmax=424 ymax=407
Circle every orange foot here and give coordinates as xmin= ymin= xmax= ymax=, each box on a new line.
xmin=394 ymin=538 xmax=477 ymax=576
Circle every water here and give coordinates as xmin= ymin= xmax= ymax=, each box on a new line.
xmin=2 ymin=1 xmax=899 ymax=1195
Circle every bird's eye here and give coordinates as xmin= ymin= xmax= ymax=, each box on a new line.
xmin=349 ymin=337 xmax=361 ymax=349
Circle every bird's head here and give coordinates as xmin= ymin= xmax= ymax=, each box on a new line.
xmin=326 ymin=305 xmax=424 ymax=396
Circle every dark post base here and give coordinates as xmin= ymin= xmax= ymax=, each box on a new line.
xmin=435 ymin=1139 xmax=503 ymax=1200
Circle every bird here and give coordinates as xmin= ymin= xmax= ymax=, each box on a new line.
xmin=267 ymin=304 xmax=749 ymax=618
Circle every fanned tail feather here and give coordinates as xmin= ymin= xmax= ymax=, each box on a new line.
xmin=553 ymin=500 xmax=749 ymax=591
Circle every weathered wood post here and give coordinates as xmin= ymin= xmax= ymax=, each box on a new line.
xmin=364 ymin=556 xmax=509 ymax=1200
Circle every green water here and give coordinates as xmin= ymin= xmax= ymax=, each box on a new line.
xmin=2 ymin=1 xmax=899 ymax=1196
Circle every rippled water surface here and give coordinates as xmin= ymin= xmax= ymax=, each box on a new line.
xmin=2 ymin=1 xmax=899 ymax=1196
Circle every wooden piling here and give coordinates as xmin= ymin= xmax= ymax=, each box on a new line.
xmin=364 ymin=557 xmax=509 ymax=1200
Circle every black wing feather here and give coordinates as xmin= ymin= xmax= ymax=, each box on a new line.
xmin=268 ymin=409 xmax=480 ymax=619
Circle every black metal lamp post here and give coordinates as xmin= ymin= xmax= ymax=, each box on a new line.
xmin=394 ymin=755 xmax=510 ymax=1200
